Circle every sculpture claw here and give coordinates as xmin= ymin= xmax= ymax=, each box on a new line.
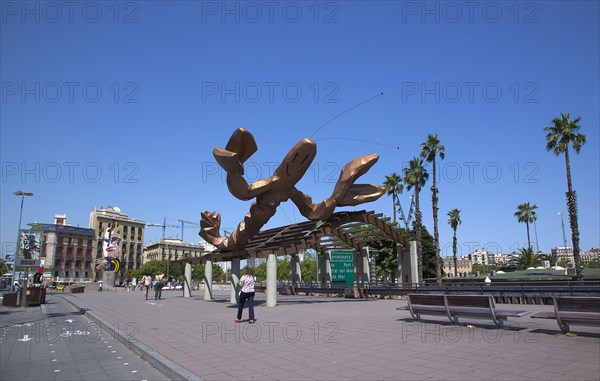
xmin=224 ymin=128 xmax=257 ymax=164
xmin=199 ymin=211 xmax=226 ymax=246
xmin=337 ymin=184 xmax=385 ymax=206
xmin=331 ymin=154 xmax=380 ymax=202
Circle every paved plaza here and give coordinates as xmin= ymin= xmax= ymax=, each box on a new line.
xmin=50 ymin=288 xmax=600 ymax=381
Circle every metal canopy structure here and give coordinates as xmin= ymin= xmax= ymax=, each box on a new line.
xmin=179 ymin=210 xmax=410 ymax=265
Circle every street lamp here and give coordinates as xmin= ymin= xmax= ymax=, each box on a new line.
xmin=14 ymin=191 xmax=33 ymax=307
xmin=558 ymin=212 xmax=567 ymax=248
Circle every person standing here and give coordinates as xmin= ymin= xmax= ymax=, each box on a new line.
xmin=144 ymin=274 xmax=151 ymax=300
xmin=236 ymin=267 xmax=256 ymax=324
xmin=154 ymin=272 xmax=164 ymax=300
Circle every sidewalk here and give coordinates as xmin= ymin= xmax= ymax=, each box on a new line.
xmin=62 ymin=289 xmax=600 ymax=381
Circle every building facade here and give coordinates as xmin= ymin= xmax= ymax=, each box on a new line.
xmin=551 ymin=246 xmax=574 ymax=266
xmin=443 ymin=257 xmax=473 ymax=276
xmin=31 ymin=214 xmax=95 ymax=282
xmin=89 ymin=207 xmax=145 ymax=278
xmin=143 ymin=238 xmax=213 ymax=263
xmin=469 ymin=249 xmax=493 ymax=266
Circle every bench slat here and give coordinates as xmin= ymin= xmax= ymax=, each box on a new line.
xmin=446 ymin=295 xmax=492 ymax=309
xmin=556 ymin=297 xmax=600 ymax=312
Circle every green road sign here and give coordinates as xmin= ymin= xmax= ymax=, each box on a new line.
xmin=330 ymin=251 xmax=354 ymax=286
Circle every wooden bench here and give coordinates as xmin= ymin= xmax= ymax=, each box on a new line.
xmin=403 ymin=294 xmax=529 ymax=328
xmin=530 ymin=296 xmax=600 ymax=333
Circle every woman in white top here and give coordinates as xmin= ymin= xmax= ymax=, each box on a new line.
xmin=236 ymin=267 xmax=256 ymax=324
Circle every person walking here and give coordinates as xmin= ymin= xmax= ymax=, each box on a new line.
xmin=236 ymin=267 xmax=256 ymax=324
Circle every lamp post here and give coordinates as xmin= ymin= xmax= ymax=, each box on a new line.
xmin=166 ymin=245 xmax=171 ymax=280
xmin=14 ymin=191 xmax=33 ymax=307
xmin=558 ymin=212 xmax=567 ymax=248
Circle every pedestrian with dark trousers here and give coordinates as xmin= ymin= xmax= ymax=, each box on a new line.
xmin=236 ymin=267 xmax=256 ymax=324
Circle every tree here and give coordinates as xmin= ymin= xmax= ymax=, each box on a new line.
xmin=253 ymin=262 xmax=267 ymax=282
xmin=517 ymin=247 xmax=541 ymax=270
xmin=421 ymin=134 xmax=445 ymax=284
xmin=403 ymin=157 xmax=429 ymax=284
xmin=277 ymin=257 xmax=291 ymax=281
xmin=300 ymin=253 xmax=317 ymax=283
xmin=447 ymin=209 xmax=462 ymax=276
xmin=540 ymin=252 xmax=559 ymax=267
xmin=372 ymin=239 xmax=398 ymax=282
xmin=514 ymin=202 xmax=538 ymax=250
xmin=371 ymin=225 xmax=436 ymax=283
xmin=192 ymin=263 xmax=205 ymax=280
xmin=383 ymin=172 xmax=403 ymax=224
xmin=139 ymin=260 xmax=168 ymax=277
xmin=415 ymin=225 xmax=439 ymax=280
xmin=544 ymin=113 xmax=587 ymax=279
xmin=0 ymin=259 xmax=9 ymax=276
xmin=471 ymin=263 xmax=495 ymax=276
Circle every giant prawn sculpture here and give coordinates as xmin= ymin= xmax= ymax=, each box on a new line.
xmin=199 ymin=128 xmax=386 ymax=251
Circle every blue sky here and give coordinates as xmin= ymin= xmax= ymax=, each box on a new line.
xmin=1 ymin=1 xmax=599 ymax=259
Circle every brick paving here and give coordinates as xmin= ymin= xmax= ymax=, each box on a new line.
xmin=61 ymin=288 xmax=600 ymax=381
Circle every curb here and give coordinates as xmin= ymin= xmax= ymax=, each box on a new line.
xmin=58 ymin=294 xmax=203 ymax=381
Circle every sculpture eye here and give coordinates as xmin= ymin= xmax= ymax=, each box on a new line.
xmin=301 ymin=155 xmax=309 ymax=165
xmin=292 ymin=153 xmax=298 ymax=162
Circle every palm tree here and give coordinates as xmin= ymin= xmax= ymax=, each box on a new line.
xmin=544 ymin=113 xmax=587 ymax=279
xmin=517 ymin=247 xmax=541 ymax=270
xmin=421 ymin=134 xmax=445 ymax=284
xmin=514 ymin=202 xmax=539 ymax=250
xmin=383 ymin=173 xmax=403 ymax=224
xmin=447 ymin=209 xmax=461 ymax=277
xmin=403 ymin=157 xmax=429 ymax=284
xmin=540 ymin=252 xmax=559 ymax=267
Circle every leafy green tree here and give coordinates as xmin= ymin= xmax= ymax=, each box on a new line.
xmin=300 ymin=253 xmax=317 ymax=283
xmin=372 ymin=226 xmax=437 ymax=283
xmin=139 ymin=260 xmax=168 ymax=276
xmin=544 ymin=113 xmax=587 ymax=279
xmin=191 ymin=263 xmax=205 ymax=280
xmin=0 ymin=259 xmax=9 ymax=275
xmin=471 ymin=263 xmax=495 ymax=276
xmin=372 ymin=239 xmax=397 ymax=282
xmin=403 ymin=157 xmax=429 ymax=284
xmin=585 ymin=261 xmax=599 ymax=269
xmin=514 ymin=202 xmax=539 ymax=250
xmin=417 ymin=225 xmax=438 ymax=280
xmin=253 ymin=261 xmax=267 ymax=282
xmin=447 ymin=209 xmax=462 ymax=277
xmin=421 ymin=134 xmax=445 ymax=284
xmin=211 ymin=264 xmax=225 ymax=282
xmin=277 ymin=257 xmax=291 ymax=281
xmin=383 ymin=172 xmax=403 ymax=224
